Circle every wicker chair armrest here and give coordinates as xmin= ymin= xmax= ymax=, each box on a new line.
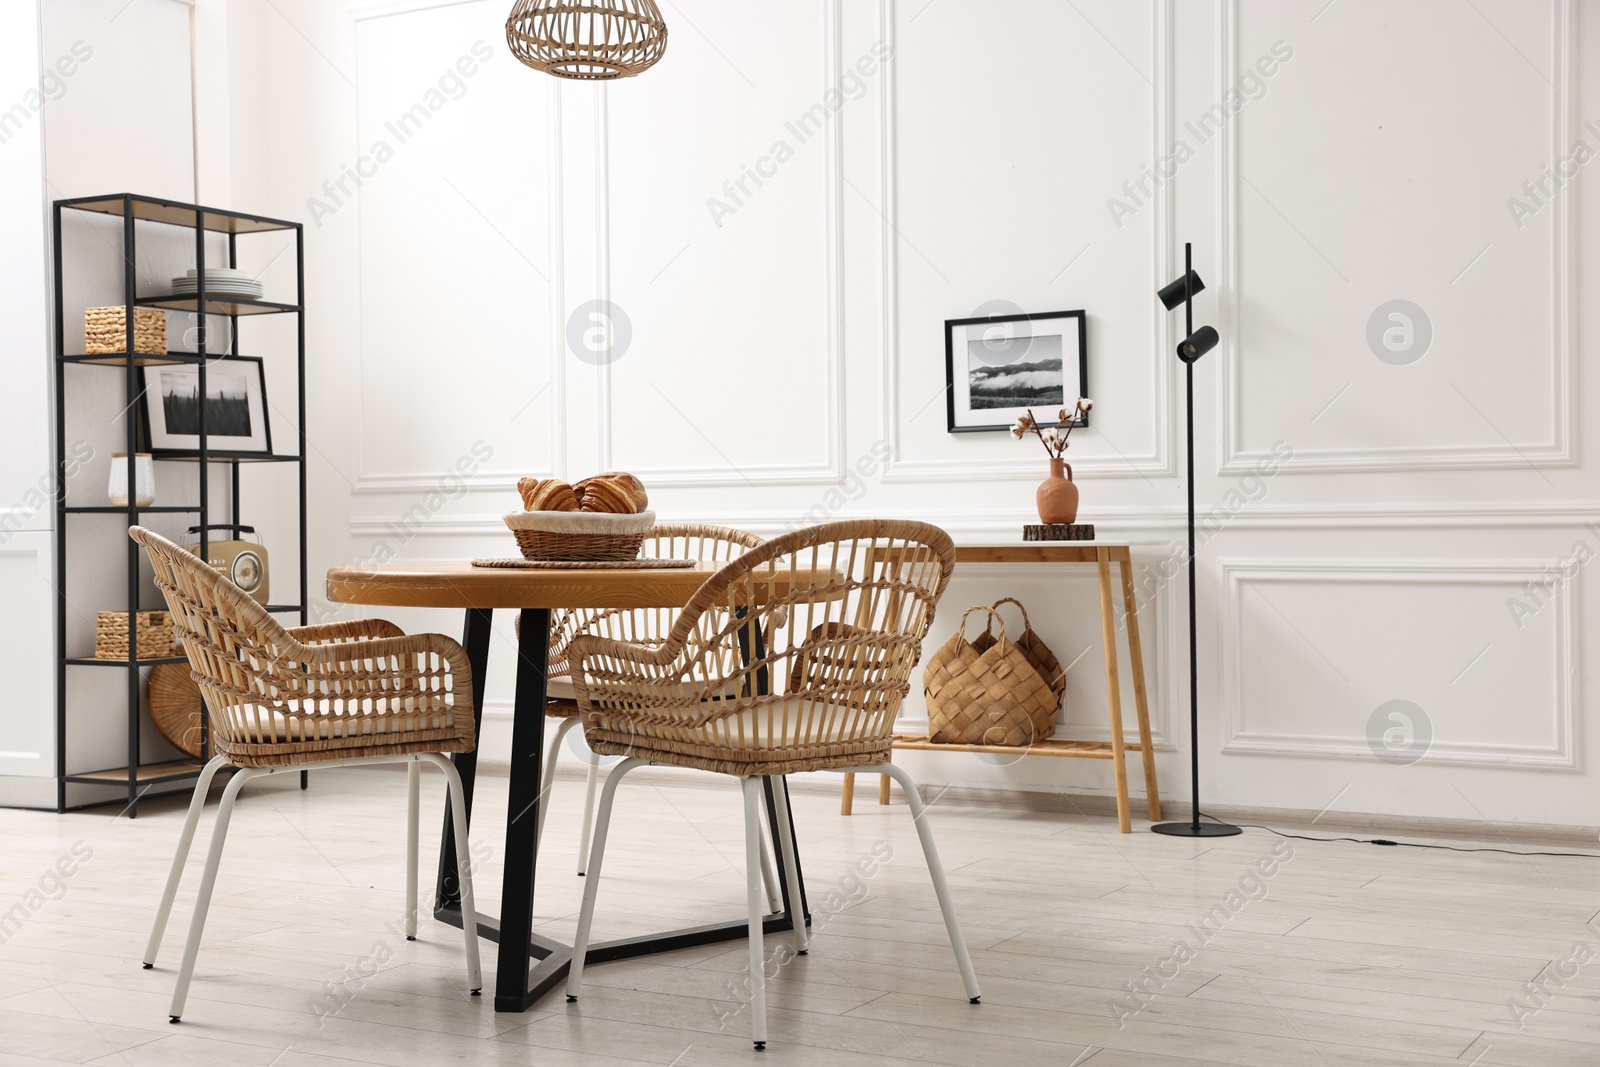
xmin=284 ymin=619 xmax=405 ymax=645
xmin=569 ymin=632 xmax=694 ymax=704
xmin=291 ymin=630 xmax=470 ymax=672
xmin=287 ymin=632 xmax=473 ymax=708
xmin=568 ymin=632 xmax=679 ymax=678
xmin=569 ymin=629 xmax=764 ymax=730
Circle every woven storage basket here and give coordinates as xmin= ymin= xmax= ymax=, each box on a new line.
xmin=85 ymin=307 xmax=166 ymax=355
xmin=970 ymin=598 xmax=1067 ymax=710
xmin=95 ymin=610 xmax=175 ymax=659
xmin=924 ymin=604 xmax=1062 ymax=746
xmin=503 ymin=509 xmax=655 ymax=562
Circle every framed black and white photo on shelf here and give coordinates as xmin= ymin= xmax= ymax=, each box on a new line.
xmin=945 ymin=309 xmax=1088 ymax=433
xmin=139 ymin=355 xmax=272 ymax=455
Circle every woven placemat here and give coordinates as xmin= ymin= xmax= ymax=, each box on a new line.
xmin=471 ymin=557 xmax=698 ymax=570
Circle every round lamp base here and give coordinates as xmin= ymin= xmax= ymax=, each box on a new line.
xmin=1151 ymin=820 xmax=1243 ymax=838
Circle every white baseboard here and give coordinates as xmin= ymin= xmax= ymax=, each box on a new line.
xmin=488 ymin=763 xmax=1600 ymax=849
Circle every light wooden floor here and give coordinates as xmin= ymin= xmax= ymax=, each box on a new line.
xmin=1 ymin=766 xmax=1597 ymax=1067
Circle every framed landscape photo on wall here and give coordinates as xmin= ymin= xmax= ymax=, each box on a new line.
xmin=945 ymin=309 xmax=1087 ymax=433
xmin=138 ymin=355 xmax=272 ymax=455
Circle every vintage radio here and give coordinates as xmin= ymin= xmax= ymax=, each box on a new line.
xmin=186 ymin=524 xmax=269 ymax=605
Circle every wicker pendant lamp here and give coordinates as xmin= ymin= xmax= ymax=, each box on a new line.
xmin=505 ymin=0 xmax=668 ymax=81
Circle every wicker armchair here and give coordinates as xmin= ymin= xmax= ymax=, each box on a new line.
xmin=563 ymin=520 xmax=981 ymax=1049
xmin=129 ymin=527 xmax=482 ymax=1023
xmin=532 ymin=524 xmax=770 ymax=879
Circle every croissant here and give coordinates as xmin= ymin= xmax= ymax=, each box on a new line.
xmin=589 ymin=471 xmax=648 ymax=511
xmin=518 ymin=477 xmax=580 ymax=512
xmin=574 ymin=475 xmax=639 ymax=514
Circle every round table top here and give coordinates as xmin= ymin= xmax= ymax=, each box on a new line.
xmin=326 ymin=559 xmax=723 ymax=610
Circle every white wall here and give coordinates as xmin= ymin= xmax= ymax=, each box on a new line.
xmin=13 ymin=0 xmax=1595 ymax=827
xmin=0 ymin=0 xmax=61 ymax=799
xmin=0 ymin=0 xmax=258 ymax=803
xmin=0 ymin=4 xmax=63 ymax=797
xmin=261 ymin=0 xmax=1600 ymax=829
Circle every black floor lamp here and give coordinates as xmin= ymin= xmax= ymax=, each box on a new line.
xmin=1151 ymin=242 xmax=1240 ymax=838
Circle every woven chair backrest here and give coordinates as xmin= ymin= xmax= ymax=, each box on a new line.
xmin=572 ymin=520 xmax=956 ymax=749
xmin=131 ymin=526 xmax=467 ymax=758
xmin=545 ymin=523 xmax=764 ymax=677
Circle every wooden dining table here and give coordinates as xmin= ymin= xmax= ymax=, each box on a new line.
xmin=324 ymin=559 xmax=815 ymax=1012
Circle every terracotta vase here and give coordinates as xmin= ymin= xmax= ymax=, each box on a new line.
xmin=1036 ymin=457 xmax=1079 ymax=524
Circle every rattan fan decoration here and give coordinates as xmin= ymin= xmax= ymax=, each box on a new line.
xmin=505 ymin=0 xmax=668 ymax=80
xmin=148 ymin=662 xmax=207 ymax=759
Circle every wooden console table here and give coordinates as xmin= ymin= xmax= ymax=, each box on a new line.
xmin=840 ymin=543 xmax=1161 ymax=832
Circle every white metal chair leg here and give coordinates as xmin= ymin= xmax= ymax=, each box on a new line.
xmin=422 ymin=753 xmax=482 ymax=994
xmin=405 ymin=759 xmax=420 ymax=938
xmin=741 ymin=777 xmax=768 ymax=1049
xmin=144 ymin=754 xmax=228 ymax=968
xmin=768 ymin=777 xmax=807 ymax=953
xmin=168 ymin=766 xmax=262 ymax=1021
xmin=757 ymin=816 xmax=782 ymax=914
xmin=538 ymin=717 xmax=580 ymax=850
xmin=875 ymin=763 xmax=981 ymax=1003
xmin=577 ymin=747 xmax=600 ymax=874
xmin=566 ymin=757 xmax=644 ymax=1000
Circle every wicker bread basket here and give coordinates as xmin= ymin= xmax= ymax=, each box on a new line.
xmin=503 ymin=509 xmax=655 ymax=562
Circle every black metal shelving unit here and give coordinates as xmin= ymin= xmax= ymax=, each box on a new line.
xmin=52 ymin=193 xmax=308 ymax=817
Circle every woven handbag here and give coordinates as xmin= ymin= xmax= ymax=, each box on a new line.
xmin=925 ymin=603 xmax=1063 ymax=747
xmin=972 ymin=598 xmax=1066 ymax=712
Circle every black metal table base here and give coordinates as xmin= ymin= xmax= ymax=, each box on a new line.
xmin=434 ymin=606 xmax=811 ymax=1012
xmin=433 ymin=906 xmax=808 ymax=1012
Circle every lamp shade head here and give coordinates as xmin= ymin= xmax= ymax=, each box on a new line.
xmin=1177 ymin=325 xmax=1219 ymax=364
xmin=506 ymin=0 xmax=668 ymax=81
xmin=1157 ymin=269 xmax=1206 ymax=311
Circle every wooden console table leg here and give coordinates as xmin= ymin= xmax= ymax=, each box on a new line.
xmin=841 ymin=772 xmax=856 ymax=815
xmin=1097 ymin=547 xmax=1132 ymax=833
xmin=1117 ymin=549 xmax=1162 ymax=823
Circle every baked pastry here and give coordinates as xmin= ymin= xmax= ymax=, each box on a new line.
xmin=574 ymin=475 xmax=638 ymax=514
xmin=518 ymin=477 xmax=580 ymax=512
xmin=581 ymin=471 xmax=648 ymax=512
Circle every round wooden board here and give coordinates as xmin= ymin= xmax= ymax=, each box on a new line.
xmin=149 ymin=662 xmax=206 ymax=759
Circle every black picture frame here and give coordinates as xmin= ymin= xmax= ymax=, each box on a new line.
xmin=944 ymin=309 xmax=1088 ymax=434
xmin=138 ymin=354 xmax=273 ymax=456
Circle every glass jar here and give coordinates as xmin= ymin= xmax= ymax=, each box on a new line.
xmin=108 ymin=452 xmax=156 ymax=508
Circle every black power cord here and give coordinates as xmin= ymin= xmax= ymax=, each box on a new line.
xmin=1196 ymin=812 xmax=1600 ymax=860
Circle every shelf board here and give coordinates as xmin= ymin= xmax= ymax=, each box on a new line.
xmin=64 ymin=655 xmax=187 ymax=668
xmin=59 ymin=194 xmax=297 ymax=234
xmin=264 ymin=604 xmax=304 ymax=613
xmin=149 ymin=450 xmax=300 ymax=464
xmin=65 ymin=505 xmax=202 ymax=514
xmin=62 ymin=352 xmax=205 ymax=367
xmin=136 ymin=295 xmax=298 ymax=317
xmin=887 ymin=733 xmax=1142 ymax=759
xmin=64 ymin=759 xmax=215 ymax=786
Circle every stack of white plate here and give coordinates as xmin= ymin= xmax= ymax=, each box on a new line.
xmin=169 ymin=268 xmax=264 ymax=301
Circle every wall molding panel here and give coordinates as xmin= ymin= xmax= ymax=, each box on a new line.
xmin=350 ymin=498 xmax=1600 ymax=540
xmin=594 ymin=0 xmax=845 ymax=489
xmin=1220 ymin=557 xmax=1576 ymax=768
xmin=350 ymin=0 xmax=566 ymax=494
xmin=879 ymin=0 xmax=1177 ymax=485
xmin=1217 ymin=0 xmax=1575 ymax=476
